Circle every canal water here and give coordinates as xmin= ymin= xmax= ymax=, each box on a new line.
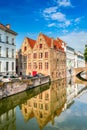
xmin=0 ymin=78 xmax=87 ymax=130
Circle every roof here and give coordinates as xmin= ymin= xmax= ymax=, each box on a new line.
xmin=41 ymin=33 xmax=52 ymax=47
xmin=24 ymin=33 xmax=65 ymax=52
xmin=41 ymin=33 xmax=65 ymax=51
xmin=0 ymin=23 xmax=17 ymax=35
xmin=26 ymin=37 xmax=36 ymax=48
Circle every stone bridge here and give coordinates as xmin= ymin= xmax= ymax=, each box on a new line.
xmin=73 ymin=67 xmax=87 ymax=76
xmin=73 ymin=67 xmax=87 ymax=85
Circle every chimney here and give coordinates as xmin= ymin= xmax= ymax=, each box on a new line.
xmin=6 ymin=24 xmax=10 ymax=29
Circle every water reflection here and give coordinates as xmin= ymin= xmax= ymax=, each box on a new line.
xmin=0 ymin=78 xmax=87 ymax=130
xmin=21 ymin=78 xmax=66 ymax=130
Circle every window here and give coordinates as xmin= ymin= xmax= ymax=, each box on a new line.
xmin=0 ymin=34 xmax=1 ymax=42
xmin=6 ymin=62 xmax=9 ymax=71
xmin=34 ymin=102 xmax=37 ymax=108
xmin=45 ymin=62 xmax=48 ymax=69
xmin=12 ymin=49 xmax=14 ymax=58
xmin=6 ymin=36 xmax=9 ymax=43
xmin=12 ymin=38 xmax=14 ymax=45
xmin=24 ymin=46 xmax=27 ymax=51
xmin=45 ymin=93 xmax=49 ymax=100
xmin=45 ymin=104 xmax=49 ymax=110
xmin=39 ymin=44 xmax=42 ymax=49
xmin=33 ymin=53 xmax=37 ymax=59
xmin=24 ymin=108 xmax=27 ymax=113
xmin=39 ymin=52 xmax=43 ymax=58
xmin=39 ymin=104 xmax=43 ymax=109
xmin=0 ymin=46 xmax=1 ymax=57
xmin=39 ymin=62 xmax=42 ymax=70
xmin=12 ymin=62 xmax=14 ymax=70
xmin=6 ymin=48 xmax=9 ymax=57
xmin=24 ymin=63 xmax=26 ymax=69
xmin=0 ymin=62 xmax=1 ymax=72
xmin=45 ymin=52 xmax=48 ymax=58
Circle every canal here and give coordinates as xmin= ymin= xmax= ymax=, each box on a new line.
xmin=0 ymin=78 xmax=87 ymax=130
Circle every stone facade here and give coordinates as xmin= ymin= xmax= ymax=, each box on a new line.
xmin=17 ymin=33 xmax=66 ymax=81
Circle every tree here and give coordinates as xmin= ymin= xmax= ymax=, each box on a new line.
xmin=84 ymin=45 xmax=87 ymax=62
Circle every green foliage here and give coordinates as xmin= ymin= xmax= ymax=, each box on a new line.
xmin=84 ymin=44 xmax=87 ymax=62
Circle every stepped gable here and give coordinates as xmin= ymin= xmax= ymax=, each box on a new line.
xmin=56 ymin=38 xmax=65 ymax=51
xmin=41 ymin=33 xmax=64 ymax=51
xmin=53 ymin=39 xmax=60 ymax=49
xmin=26 ymin=37 xmax=36 ymax=48
xmin=41 ymin=33 xmax=52 ymax=47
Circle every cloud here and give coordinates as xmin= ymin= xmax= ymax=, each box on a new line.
xmin=57 ymin=0 xmax=72 ymax=7
xmin=43 ymin=6 xmax=58 ymax=14
xmin=43 ymin=6 xmax=72 ymax=28
xmin=74 ymin=17 xmax=81 ymax=23
xmin=48 ymin=23 xmax=56 ymax=27
xmin=59 ymin=20 xmax=71 ymax=28
xmin=51 ymin=12 xmax=66 ymax=21
xmin=60 ymin=31 xmax=87 ymax=52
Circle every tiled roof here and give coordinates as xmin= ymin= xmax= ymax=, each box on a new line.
xmin=0 ymin=23 xmax=17 ymax=35
xmin=41 ymin=33 xmax=65 ymax=51
xmin=26 ymin=37 xmax=36 ymax=48
xmin=25 ymin=33 xmax=65 ymax=52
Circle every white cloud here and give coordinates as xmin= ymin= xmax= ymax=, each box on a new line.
xmin=43 ymin=6 xmax=58 ymax=14
xmin=60 ymin=31 xmax=87 ymax=52
xmin=51 ymin=12 xmax=66 ymax=21
xmin=48 ymin=23 xmax=56 ymax=27
xmin=59 ymin=20 xmax=71 ymax=28
xmin=65 ymin=20 xmax=71 ymax=26
xmin=75 ymin=17 xmax=81 ymax=23
xmin=57 ymin=0 xmax=72 ymax=7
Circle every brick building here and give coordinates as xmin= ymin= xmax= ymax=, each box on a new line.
xmin=17 ymin=33 xmax=66 ymax=81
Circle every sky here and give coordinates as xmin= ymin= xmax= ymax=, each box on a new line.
xmin=0 ymin=0 xmax=87 ymax=53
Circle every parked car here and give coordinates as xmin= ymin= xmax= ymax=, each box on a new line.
xmin=34 ymin=73 xmax=45 ymax=77
xmin=22 ymin=75 xmax=33 ymax=79
xmin=2 ymin=75 xmax=20 ymax=82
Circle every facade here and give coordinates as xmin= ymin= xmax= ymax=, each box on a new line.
xmin=17 ymin=33 xmax=66 ymax=81
xmin=66 ymin=46 xmax=75 ymax=77
xmin=0 ymin=23 xmax=17 ymax=75
xmin=74 ymin=51 xmax=85 ymax=68
xmin=66 ymin=46 xmax=85 ymax=77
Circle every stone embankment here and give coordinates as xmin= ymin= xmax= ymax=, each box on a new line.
xmin=0 ymin=76 xmax=50 ymax=99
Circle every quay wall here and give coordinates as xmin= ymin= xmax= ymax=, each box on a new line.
xmin=0 ymin=76 xmax=50 ymax=99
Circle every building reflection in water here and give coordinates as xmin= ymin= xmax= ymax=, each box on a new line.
xmin=21 ymin=78 xmax=66 ymax=130
xmin=65 ymin=77 xmax=86 ymax=109
xmin=0 ymin=108 xmax=16 ymax=130
xmin=0 ymin=77 xmax=86 ymax=130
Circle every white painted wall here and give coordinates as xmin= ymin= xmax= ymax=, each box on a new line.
xmin=0 ymin=28 xmax=17 ymax=75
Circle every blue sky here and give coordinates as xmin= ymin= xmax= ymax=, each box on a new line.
xmin=0 ymin=0 xmax=87 ymax=52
